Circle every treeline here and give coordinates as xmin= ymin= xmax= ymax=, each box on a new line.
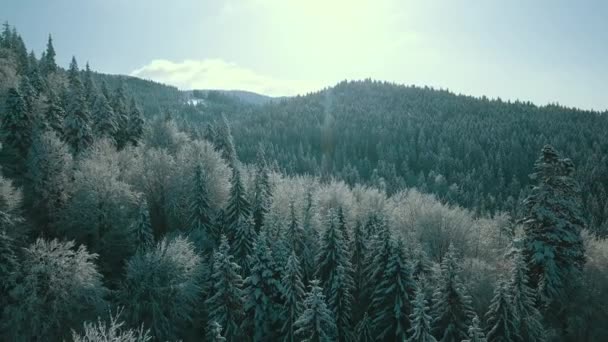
xmin=181 ymin=80 xmax=608 ymax=237
xmin=1 ymin=24 xmax=608 ymax=342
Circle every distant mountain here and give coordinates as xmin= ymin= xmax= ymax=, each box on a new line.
xmin=186 ymin=89 xmax=280 ymax=105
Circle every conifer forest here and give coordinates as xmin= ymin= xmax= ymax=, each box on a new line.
xmin=1 ymin=20 xmax=608 ymax=342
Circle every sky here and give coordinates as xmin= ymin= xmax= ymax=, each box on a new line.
xmin=3 ymin=0 xmax=608 ymax=110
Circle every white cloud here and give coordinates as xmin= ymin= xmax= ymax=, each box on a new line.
xmin=130 ymin=59 xmax=320 ymax=97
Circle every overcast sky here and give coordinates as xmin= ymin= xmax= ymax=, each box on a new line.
xmin=4 ymin=0 xmax=608 ymax=110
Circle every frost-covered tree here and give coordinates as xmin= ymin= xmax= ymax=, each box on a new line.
xmin=1 ymin=239 xmax=107 ymax=342
xmin=40 ymin=34 xmax=57 ymax=76
xmin=127 ymin=97 xmax=144 ymax=146
xmin=19 ymin=75 xmax=36 ymax=113
xmin=206 ymin=320 xmax=227 ymax=342
xmin=316 ymin=211 xmax=354 ymax=342
xmin=351 ymin=220 xmax=369 ymax=322
xmin=252 ymin=145 xmax=272 ymax=232
xmin=2 ymin=87 xmax=32 ymax=156
xmin=243 ymin=232 xmax=283 ymax=341
xmin=92 ymin=91 xmax=118 ymax=142
xmin=64 ymin=57 xmax=93 ymax=154
xmin=295 ymin=280 xmax=337 ymax=342
xmin=509 ymin=252 xmax=545 ymax=342
xmin=301 ymin=190 xmax=319 ymax=285
xmin=131 ymin=198 xmax=153 ymax=251
xmin=72 ymin=310 xmax=152 ymax=342
xmin=83 ymin=62 xmax=96 ymax=104
xmin=111 ymin=83 xmax=129 ymax=149
xmin=26 ymin=130 xmax=72 ymax=235
xmin=44 ymin=88 xmax=66 ymax=136
xmin=463 ymin=315 xmax=487 ymax=342
xmin=280 ymin=252 xmax=306 ymax=342
xmin=225 ymin=167 xmax=251 ymax=240
xmin=285 ymin=201 xmax=306 ymax=257
xmin=370 ymin=238 xmax=414 ymax=341
xmin=232 ymin=216 xmax=257 ymax=273
xmin=206 ymin=236 xmax=245 ymax=342
xmin=214 ymin=114 xmax=237 ymax=165
xmin=485 ymin=281 xmax=518 ymax=342
xmin=188 ymin=163 xmax=215 ymax=251
xmin=409 ymin=287 xmax=436 ymax=342
xmin=0 ymin=230 xmax=17 ymax=309
xmin=27 ymin=51 xmax=45 ymax=94
xmin=118 ymin=236 xmax=201 ymax=341
xmin=522 ymin=145 xmax=585 ymax=304
xmin=432 ymin=244 xmax=474 ymax=342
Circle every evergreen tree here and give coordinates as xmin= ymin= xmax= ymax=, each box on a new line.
xmin=83 ymin=62 xmax=96 ymax=104
xmin=285 ymin=202 xmax=306 ymax=257
xmin=1 ymin=87 xmax=32 ymax=157
xmin=355 ymin=312 xmax=374 ymax=342
xmin=370 ymin=238 xmax=414 ymax=341
xmin=41 ymin=34 xmax=57 ymax=76
xmin=214 ymin=114 xmax=237 ymax=165
xmin=252 ymin=145 xmax=272 ymax=232
xmin=64 ymin=57 xmax=93 ymax=154
xmin=463 ymin=316 xmax=487 ymax=342
xmin=351 ymin=220 xmax=369 ymax=322
xmin=92 ymin=91 xmax=118 ymax=141
xmin=127 ymin=97 xmax=145 ymax=146
xmin=131 ymin=198 xmax=153 ymax=251
xmin=111 ymin=83 xmax=130 ymax=148
xmin=188 ymin=163 xmax=216 ymax=251
xmin=243 ymin=232 xmax=283 ymax=341
xmin=206 ymin=236 xmax=245 ymax=342
xmin=206 ymin=321 xmax=227 ymax=342
xmin=522 ymin=145 xmax=586 ymax=304
xmin=232 ymin=216 xmax=257 ymax=274
xmin=27 ymin=51 xmax=45 ymax=94
xmin=0 ymin=230 xmax=17 ymax=310
xmin=409 ymin=287 xmax=437 ymax=342
xmin=295 ymin=280 xmax=337 ymax=342
xmin=44 ymin=88 xmax=66 ymax=136
xmin=509 ymin=252 xmax=545 ymax=342
xmin=280 ymin=252 xmax=306 ymax=342
xmin=300 ymin=190 xmax=319 ymax=285
xmin=225 ymin=167 xmax=251 ymax=243
xmin=432 ymin=244 xmax=474 ymax=342
xmin=485 ymin=281 xmax=518 ymax=342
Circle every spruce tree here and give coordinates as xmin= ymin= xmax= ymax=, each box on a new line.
xmin=44 ymin=89 xmax=66 ymax=136
xmin=509 ymin=252 xmax=544 ymax=342
xmin=463 ymin=316 xmax=487 ymax=342
xmin=295 ymin=280 xmax=337 ymax=342
xmin=206 ymin=321 xmax=227 ymax=342
xmin=214 ymin=114 xmax=237 ymax=165
xmin=19 ymin=76 xmax=36 ymax=114
xmin=0 ymin=230 xmax=17 ymax=310
xmin=522 ymin=145 xmax=585 ymax=304
xmin=280 ymin=252 xmax=306 ymax=342
xmin=27 ymin=51 xmax=45 ymax=94
xmin=131 ymin=198 xmax=153 ymax=251
xmin=188 ymin=163 xmax=216 ymax=251
xmin=252 ymin=145 xmax=272 ymax=232
xmin=409 ymin=286 xmax=437 ymax=342
xmin=206 ymin=236 xmax=245 ymax=342
xmin=64 ymin=57 xmax=93 ymax=154
xmin=432 ymin=244 xmax=474 ymax=342
xmin=351 ymin=220 xmax=369 ymax=322
xmin=370 ymin=238 xmax=414 ymax=341
xmin=2 ymin=87 xmax=32 ymax=157
xmin=225 ymin=167 xmax=251 ymax=243
xmin=355 ymin=312 xmax=374 ymax=342
xmin=232 ymin=216 xmax=257 ymax=274
xmin=41 ymin=34 xmax=57 ymax=76
xmin=92 ymin=91 xmax=118 ymax=141
xmin=83 ymin=62 xmax=96 ymax=105
xmin=243 ymin=232 xmax=283 ymax=341
xmin=111 ymin=83 xmax=129 ymax=148
xmin=301 ymin=190 xmax=319 ymax=285
xmin=485 ymin=281 xmax=518 ymax=342
xmin=285 ymin=202 xmax=306 ymax=257
xmin=127 ymin=97 xmax=145 ymax=146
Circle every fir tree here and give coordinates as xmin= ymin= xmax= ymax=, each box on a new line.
xmin=408 ymin=287 xmax=437 ymax=342
xmin=295 ymin=280 xmax=337 ymax=342
xmin=111 ymin=83 xmax=129 ymax=148
xmin=64 ymin=57 xmax=93 ymax=154
xmin=301 ymin=190 xmax=319 ymax=285
xmin=206 ymin=321 xmax=227 ymax=342
xmin=41 ymin=34 xmax=57 ymax=75
xmin=44 ymin=89 xmax=66 ymax=136
xmin=2 ymin=87 xmax=32 ymax=156
xmin=522 ymin=145 xmax=586 ymax=304
xmin=280 ymin=252 xmax=306 ymax=342
xmin=463 ymin=315 xmax=487 ymax=342
xmin=206 ymin=236 xmax=245 ymax=342
xmin=432 ymin=244 xmax=474 ymax=342
xmin=131 ymin=198 xmax=153 ymax=251
xmin=232 ymin=216 xmax=257 ymax=274
xmin=188 ymin=163 xmax=215 ymax=251
xmin=285 ymin=202 xmax=306 ymax=257
xmin=370 ymin=238 xmax=414 ymax=341
xmin=485 ymin=281 xmax=518 ymax=342
xmin=351 ymin=220 xmax=369 ymax=322
xmin=225 ymin=167 xmax=251 ymax=243
xmin=27 ymin=51 xmax=45 ymax=94
xmin=83 ymin=62 xmax=96 ymax=105
xmin=243 ymin=232 xmax=283 ymax=341
xmin=127 ymin=97 xmax=145 ymax=146
xmin=214 ymin=114 xmax=237 ymax=165
xmin=0 ymin=230 xmax=17 ymax=310
xmin=355 ymin=312 xmax=374 ymax=342
xmin=509 ymin=252 xmax=545 ymax=342
xmin=92 ymin=91 xmax=118 ymax=141
xmin=252 ymin=145 xmax=272 ymax=232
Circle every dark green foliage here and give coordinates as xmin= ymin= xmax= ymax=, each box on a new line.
xmin=127 ymin=97 xmax=145 ymax=146
xmin=485 ymin=281 xmax=518 ymax=342
xmin=409 ymin=287 xmax=437 ymax=342
xmin=252 ymin=146 xmax=272 ymax=232
xmin=64 ymin=57 xmax=93 ymax=154
xmin=280 ymin=252 xmax=306 ymax=342
xmin=92 ymin=91 xmax=118 ymax=141
xmin=295 ymin=280 xmax=337 ymax=342
xmin=44 ymin=88 xmax=66 ymax=135
xmin=131 ymin=199 xmax=154 ymax=251
xmin=40 ymin=34 xmax=57 ymax=76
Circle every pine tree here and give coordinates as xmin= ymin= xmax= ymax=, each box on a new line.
xmin=252 ymin=145 xmax=272 ymax=232
xmin=355 ymin=312 xmax=374 ymax=342
xmin=432 ymin=244 xmax=474 ymax=342
xmin=111 ymin=83 xmax=129 ymax=148
xmin=316 ymin=211 xmax=354 ymax=342
xmin=408 ymin=286 xmax=437 ymax=342
xmin=206 ymin=236 xmax=245 ymax=342
xmin=509 ymin=252 xmax=544 ymax=342
xmin=285 ymin=202 xmax=306 ymax=257
xmin=44 ymin=89 xmax=66 ymax=136
xmin=64 ymin=57 xmax=93 ymax=154
xmin=214 ymin=114 xmax=237 ymax=165
xmin=351 ymin=220 xmax=369 ymax=322
xmin=127 ymin=97 xmax=144 ymax=146
xmin=243 ymin=232 xmax=283 ymax=341
xmin=280 ymin=252 xmax=306 ymax=342
xmin=131 ymin=198 xmax=153 ymax=251
xmin=40 ymin=34 xmax=57 ymax=76
xmin=485 ymin=281 xmax=518 ymax=342
xmin=370 ymin=238 xmax=414 ymax=341
xmin=522 ymin=145 xmax=586 ymax=304
xmin=2 ymin=87 xmax=32 ymax=157
xmin=295 ymin=280 xmax=337 ymax=342
xmin=27 ymin=51 xmax=45 ymax=94
xmin=83 ymin=62 xmax=96 ymax=104
xmin=301 ymin=190 xmax=319 ymax=285
xmin=91 ymin=91 xmax=118 ymax=141
xmin=232 ymin=216 xmax=257 ymax=274
xmin=463 ymin=315 xmax=487 ymax=342
xmin=225 ymin=167 xmax=251 ymax=243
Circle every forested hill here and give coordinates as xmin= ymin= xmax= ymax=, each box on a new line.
xmin=192 ymin=80 xmax=608 ymax=235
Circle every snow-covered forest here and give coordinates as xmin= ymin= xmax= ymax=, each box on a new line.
xmin=1 ymin=24 xmax=608 ymax=342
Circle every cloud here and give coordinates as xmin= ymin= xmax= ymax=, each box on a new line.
xmin=130 ymin=59 xmax=319 ymax=97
